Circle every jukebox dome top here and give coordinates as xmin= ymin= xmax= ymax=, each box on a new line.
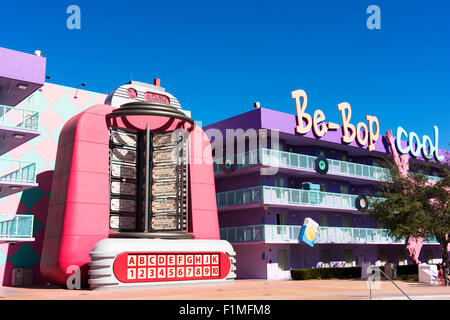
xmin=105 ymin=80 xmax=184 ymax=111
xmin=106 ymin=101 xmax=194 ymax=126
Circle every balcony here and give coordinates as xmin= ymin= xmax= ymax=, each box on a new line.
xmin=214 ymin=148 xmax=391 ymax=183
xmin=0 ymin=214 xmax=35 ymax=243
xmin=0 ymin=159 xmax=38 ymax=198
xmin=0 ymin=47 xmax=46 ymax=107
xmin=216 ymin=186 xmax=383 ymax=212
xmin=0 ymin=105 xmax=40 ymax=155
xmin=219 ymin=224 xmax=439 ymax=245
xmin=426 ymin=175 xmax=442 ymax=183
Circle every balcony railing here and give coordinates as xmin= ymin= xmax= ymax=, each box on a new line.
xmin=0 ymin=105 xmax=39 ymax=132
xmin=0 ymin=159 xmax=37 ymax=184
xmin=216 ymin=186 xmax=382 ymax=211
xmin=214 ymin=148 xmax=391 ymax=181
xmin=219 ymin=224 xmax=439 ymax=244
xmin=0 ymin=214 xmax=35 ymax=241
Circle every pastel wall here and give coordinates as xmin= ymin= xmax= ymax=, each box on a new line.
xmin=0 ymin=82 xmax=106 ymax=286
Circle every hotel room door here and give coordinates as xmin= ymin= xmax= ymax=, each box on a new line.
xmin=276 ymin=213 xmax=286 ymax=237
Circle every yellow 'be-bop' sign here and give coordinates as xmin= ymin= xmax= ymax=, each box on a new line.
xmin=292 ymin=89 xmax=380 ymax=151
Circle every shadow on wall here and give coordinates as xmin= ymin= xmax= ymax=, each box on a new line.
xmin=2 ymin=170 xmax=54 ymax=287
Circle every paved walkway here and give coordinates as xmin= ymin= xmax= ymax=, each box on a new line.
xmin=0 ymin=279 xmax=449 ymax=300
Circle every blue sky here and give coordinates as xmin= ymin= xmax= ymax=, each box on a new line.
xmin=2 ymin=0 xmax=449 ymax=148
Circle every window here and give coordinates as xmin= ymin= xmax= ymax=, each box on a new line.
xmin=398 ymin=249 xmax=406 ymax=266
xmin=338 ymin=155 xmax=347 ymax=162
xmin=315 ymin=150 xmax=325 ymax=157
xmin=274 ymin=177 xmax=284 ymax=187
xmin=340 ymin=185 xmax=349 ymax=194
xmin=320 ymin=184 xmax=327 ymax=192
xmin=378 ymin=249 xmax=387 ymax=266
xmin=342 ymin=216 xmax=351 ymax=228
xmin=276 ymin=213 xmax=286 ymax=225
xmin=344 ymin=249 xmax=353 ymax=267
xmin=320 ymin=249 xmax=331 ymax=268
xmin=277 ymin=249 xmax=288 ymax=271
xmin=319 ymin=216 xmax=328 ymax=227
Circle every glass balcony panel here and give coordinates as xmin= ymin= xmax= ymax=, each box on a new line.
xmin=254 ymin=225 xmax=264 ymax=241
xmin=348 ymin=163 xmax=355 ymax=175
xmin=0 ymin=160 xmax=37 ymax=184
xmin=298 ymin=190 xmax=306 ymax=204
xmin=250 ymin=187 xmax=259 ymax=203
xmin=291 ymin=189 xmax=300 ymax=203
xmin=355 ymin=164 xmax=362 ymax=176
xmin=236 ymin=227 xmax=245 ymax=242
xmin=280 ymin=152 xmax=289 ymax=166
xmin=249 ymin=150 xmax=258 ymax=165
xmin=340 ymin=161 xmax=348 ymax=174
xmin=226 ymin=192 xmax=235 ymax=206
xmin=0 ymin=214 xmax=34 ymax=240
xmin=288 ymin=153 xmax=297 ymax=168
xmin=307 ymin=157 xmax=315 ymax=170
xmin=369 ymin=167 xmax=375 ymax=179
xmin=309 ymin=191 xmax=319 ymax=205
xmin=0 ymin=106 xmax=39 ymax=131
xmin=235 ymin=190 xmax=244 ymax=205
xmin=334 ymin=194 xmax=342 ymax=208
xmin=298 ymin=154 xmax=307 ymax=168
xmin=217 ymin=193 xmax=226 ymax=207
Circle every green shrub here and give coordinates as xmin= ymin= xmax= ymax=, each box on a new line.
xmin=291 ymin=267 xmax=362 ymax=280
xmin=291 ymin=264 xmax=420 ymax=280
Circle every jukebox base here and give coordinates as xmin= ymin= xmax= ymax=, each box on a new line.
xmin=88 ymin=238 xmax=236 ymax=290
xmin=109 ymin=231 xmax=194 ymax=239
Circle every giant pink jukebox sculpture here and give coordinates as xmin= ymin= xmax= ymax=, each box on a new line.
xmin=40 ymin=80 xmax=236 ymax=289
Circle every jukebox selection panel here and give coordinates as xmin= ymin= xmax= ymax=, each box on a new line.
xmin=109 ymin=129 xmax=138 ymax=231
xmin=112 ymin=252 xmax=223 ymax=283
xmin=150 ymin=131 xmax=188 ymax=232
xmin=108 ymin=128 xmax=188 ymax=233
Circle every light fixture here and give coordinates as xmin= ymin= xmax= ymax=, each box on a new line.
xmin=34 ymin=50 xmax=43 ymax=56
xmin=253 ymin=102 xmax=260 ymax=109
xmin=74 ymin=83 xmax=86 ymax=99
xmin=9 ymin=185 xmax=22 ymax=190
xmin=12 ymin=133 xmax=25 ymax=139
xmin=17 ymin=84 xmax=28 ymax=90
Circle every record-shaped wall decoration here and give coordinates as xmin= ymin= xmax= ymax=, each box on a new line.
xmin=314 ymin=155 xmax=329 ymax=175
xmin=222 ymin=158 xmax=235 ymax=174
xmin=355 ymin=194 xmax=369 ymax=212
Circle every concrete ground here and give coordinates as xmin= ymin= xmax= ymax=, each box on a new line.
xmin=0 ymin=279 xmax=449 ymax=300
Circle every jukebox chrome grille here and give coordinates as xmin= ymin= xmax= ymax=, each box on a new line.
xmin=109 ymin=128 xmax=189 ymax=233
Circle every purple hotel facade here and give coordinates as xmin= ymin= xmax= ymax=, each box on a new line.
xmin=205 ymin=106 xmax=447 ymax=280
